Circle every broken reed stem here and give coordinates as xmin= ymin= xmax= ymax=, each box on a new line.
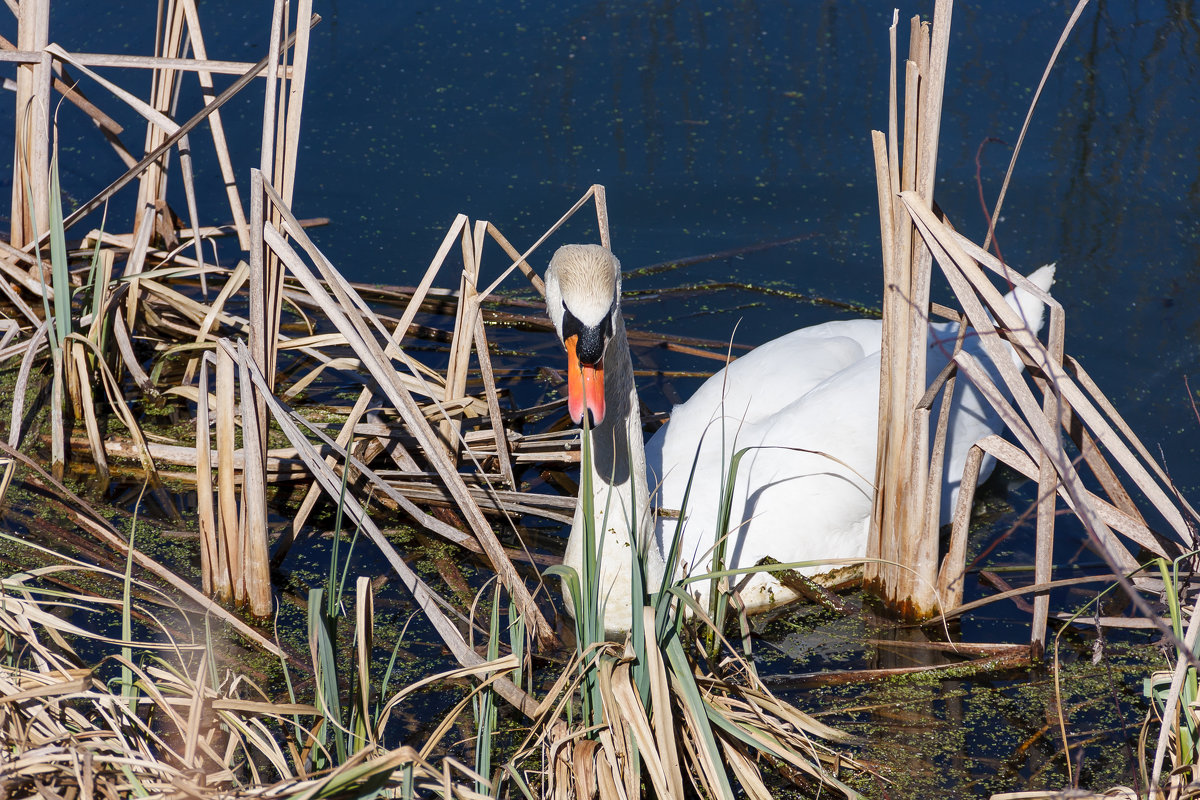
xmin=240 ymin=1 xmax=318 ymax=604
xmin=473 ymin=310 xmax=515 ymax=488
xmin=259 ymin=0 xmax=286 ymax=180
xmin=236 ymin=338 xmax=272 ymax=617
xmin=278 ymin=0 xmax=312 ymax=210
xmin=1030 ymin=303 xmax=1065 ymax=654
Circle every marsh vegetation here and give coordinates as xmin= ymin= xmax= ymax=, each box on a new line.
xmin=0 ymin=1 xmax=1195 ymax=799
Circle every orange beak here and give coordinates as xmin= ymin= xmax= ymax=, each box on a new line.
xmin=565 ymin=334 xmax=605 ymax=425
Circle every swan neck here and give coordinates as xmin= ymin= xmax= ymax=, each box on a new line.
xmin=567 ymin=314 xmax=665 ymax=635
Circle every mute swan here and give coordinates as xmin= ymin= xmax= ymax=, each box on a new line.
xmin=546 ymin=243 xmax=1055 ymax=635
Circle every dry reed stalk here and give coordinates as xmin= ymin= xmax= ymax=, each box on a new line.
xmin=968 ymin=435 xmax=1159 ymax=552
xmin=0 ymin=256 xmax=44 ymax=325
xmin=0 ymin=235 xmax=48 ymax=290
xmin=180 ymin=260 xmax=247 ymax=383
xmin=178 ymin=0 xmax=249 ymax=249
xmin=123 ymin=205 xmax=156 ymax=329
xmin=130 ymin=0 xmax=186 ymax=258
xmin=241 ymin=167 xmax=275 ymax=616
xmin=992 ymin=792 xmax=1135 ymax=800
xmin=177 ymin=127 xmax=206 ymax=283
xmin=70 ymin=343 xmax=108 ymax=483
xmin=0 ymin=321 xmax=18 ymax=360
xmin=438 ymin=221 xmax=482 ymax=460
xmin=48 ymin=349 xmax=64 ymax=478
xmin=256 ymin=0 xmax=285 ymax=397
xmin=485 ymin=222 xmax=547 ymax=296
xmin=473 ymin=309 xmax=516 ymax=488
xmin=82 ymin=225 xmax=253 ymax=252
xmin=109 ymin=309 xmax=154 ymax=397
xmin=354 ymin=576 xmax=375 ymax=750
xmin=89 ymin=421 xmax=573 ymax=508
xmin=277 ymin=0 xmax=311 ymax=212
xmin=236 ymin=8 xmax=313 ymax=595
xmin=214 ymin=342 xmax=237 ymax=603
xmin=6 ymin=321 xmax=47 ymax=449
xmin=1030 ymin=304 xmax=1065 ymax=652
xmin=262 ymin=1 xmax=312 ymax=388
xmin=0 ymin=47 xmax=295 ymax=76
xmin=478 ymin=185 xmax=604 ymax=300
xmin=63 ymin=331 xmax=82 ymax=420
xmin=236 ymin=338 xmax=272 ymax=617
xmin=196 ymin=353 xmax=217 ymax=597
xmin=9 ymin=0 xmax=49 ymax=249
xmin=259 ymin=0 xmax=286 ymax=182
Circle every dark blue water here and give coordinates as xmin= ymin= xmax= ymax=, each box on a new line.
xmin=7 ymin=0 xmax=1200 ymax=792
xmin=30 ymin=2 xmax=1200 ymax=490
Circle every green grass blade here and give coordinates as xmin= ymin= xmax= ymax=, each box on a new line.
xmin=508 ymin=595 xmax=525 ymax=694
xmin=121 ymin=483 xmax=149 ymax=714
xmin=474 ymin=582 xmax=502 ymax=795
xmin=308 ymin=587 xmax=345 ymax=766
xmin=546 ymin=563 xmax=597 ymax=726
xmin=664 ymin=630 xmax=735 ymax=799
xmin=504 ymin=762 xmax=537 ymax=800
xmin=48 ymin=150 xmax=71 ymax=346
xmin=326 ymin=440 xmax=355 ymax=619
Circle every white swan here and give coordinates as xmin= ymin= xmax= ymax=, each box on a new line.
xmin=546 ymin=243 xmax=1055 ymax=635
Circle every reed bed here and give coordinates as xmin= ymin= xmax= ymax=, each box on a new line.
xmin=0 ymin=0 xmax=1195 ymax=798
xmin=867 ymin=2 xmax=1200 ymax=796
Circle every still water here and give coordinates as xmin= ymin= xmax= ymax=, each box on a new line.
xmin=15 ymin=0 xmax=1200 ymax=793
xmin=298 ymin=0 xmax=1200 ymax=488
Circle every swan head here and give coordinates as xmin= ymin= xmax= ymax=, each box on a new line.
xmin=545 ymin=244 xmax=622 ymax=426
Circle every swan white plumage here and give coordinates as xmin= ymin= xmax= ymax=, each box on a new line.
xmin=546 ymin=243 xmax=1055 ymax=635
